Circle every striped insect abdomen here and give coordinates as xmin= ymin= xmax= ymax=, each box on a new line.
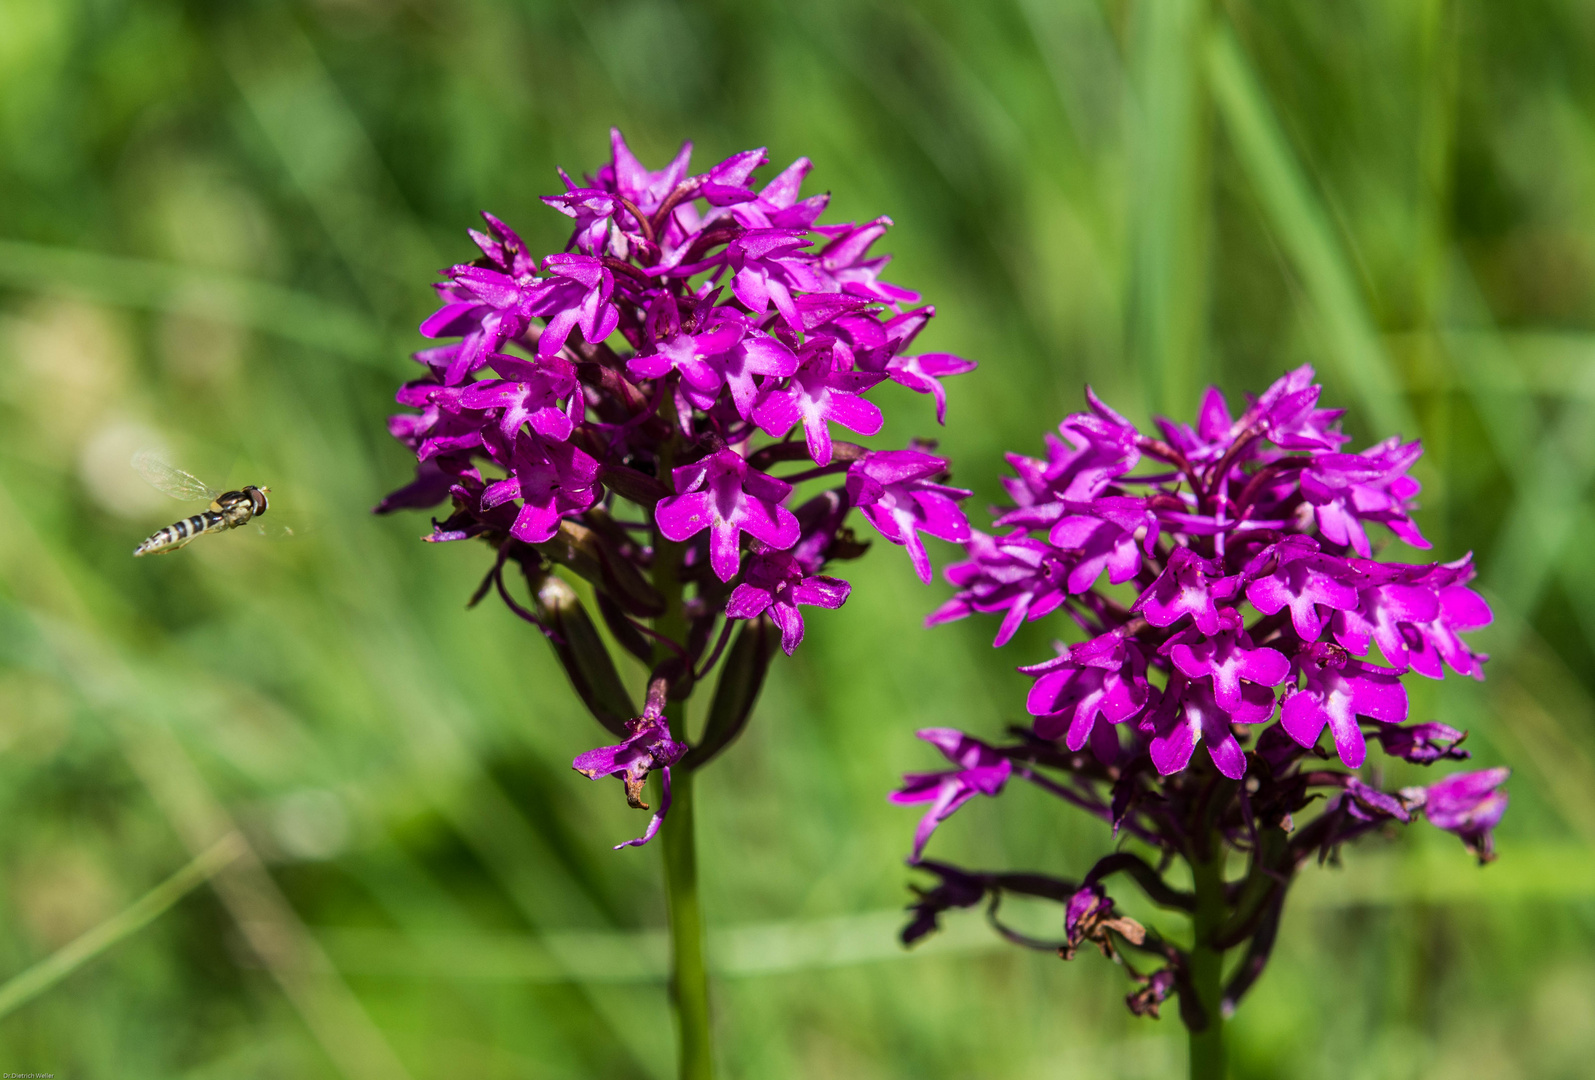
xmin=133 ymin=510 xmax=227 ymax=556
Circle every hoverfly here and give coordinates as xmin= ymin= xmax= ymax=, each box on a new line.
xmin=131 ymin=451 xmax=283 ymax=556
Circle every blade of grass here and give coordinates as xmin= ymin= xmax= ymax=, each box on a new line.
xmin=1207 ymin=20 xmax=1416 ymax=439
xmin=0 ymin=239 xmax=385 ymax=362
xmin=1129 ymin=0 xmax=1211 ymax=417
xmin=302 ymin=839 xmax=1595 ymax=984
xmin=1424 ymin=259 xmax=1595 ymax=843
xmin=0 ymin=832 xmax=246 ymax=1021
xmin=216 ymin=13 xmax=442 ymax=315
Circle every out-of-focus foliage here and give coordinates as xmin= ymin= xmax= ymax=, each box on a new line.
xmin=0 ymin=1 xmax=1590 ymax=1077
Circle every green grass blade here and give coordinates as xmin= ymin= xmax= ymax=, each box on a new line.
xmin=1206 ymin=21 xmax=1416 ymax=439
xmin=0 ymin=833 xmax=245 ymax=1021
xmin=0 ymin=238 xmax=384 ymax=362
xmin=1129 ymin=0 xmax=1211 ymax=417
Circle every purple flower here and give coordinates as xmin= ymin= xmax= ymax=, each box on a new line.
xmin=753 ymin=351 xmax=885 ymax=465
xmin=1133 ymin=547 xmax=1239 ymax=635
xmin=1024 ymin=634 xmax=1148 ymax=758
xmin=725 ymin=229 xmax=825 ymax=333
xmin=627 ymin=293 xmax=749 ymax=397
xmin=1376 ymin=721 xmax=1470 ymax=764
xmin=419 ymin=265 xmax=543 ymax=384
xmin=928 ymin=531 xmax=1070 ymax=647
xmin=599 ymin=128 xmax=693 ymax=215
xmin=530 ymin=254 xmax=621 ymax=359
xmin=542 ymin=177 xmax=624 ymax=256
xmin=1004 ymin=390 xmax=1141 ymax=507
xmin=1279 ymin=646 xmax=1407 ymax=769
xmin=885 ymin=352 xmax=979 ymax=424
xmin=726 ymin=549 xmax=851 ymax=654
xmin=1243 ymin=364 xmax=1349 ymax=452
xmin=705 ymin=333 xmax=800 ymax=420
xmin=382 ymin=132 xmax=975 ymax=876
xmin=460 ymin=354 xmax=581 ymax=442
xmin=905 ymin=367 xmax=1506 ymax=1030
xmin=656 ymin=448 xmax=801 ymax=582
xmin=1046 ymin=496 xmax=1158 ymax=595
xmin=1403 ymin=767 xmax=1509 ymax=860
xmin=1243 ymin=537 xmax=1360 ymax=642
xmin=890 ymin=729 xmax=1011 ymax=860
xmin=1146 ymin=671 xmax=1276 ymax=779
xmin=817 ymin=217 xmax=921 ymax=305
xmin=1061 ymin=883 xmax=1145 ymax=960
xmin=721 ymin=156 xmax=829 ymax=230
xmin=1167 ymin=615 xmax=1291 ymax=716
xmin=480 ymin=435 xmax=601 ymax=543
xmin=572 ymin=710 xmax=687 ymax=849
xmin=1300 ymin=437 xmax=1429 ymax=557
xmin=467 ymin=212 xmax=537 ymax=277
xmin=1341 ymin=776 xmax=1411 ymax=822
xmin=847 ymin=451 xmax=972 ymax=584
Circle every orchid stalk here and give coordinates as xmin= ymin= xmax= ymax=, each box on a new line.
xmin=897 ymin=369 xmax=1507 ymax=1080
xmin=376 ymin=130 xmax=975 ymax=1079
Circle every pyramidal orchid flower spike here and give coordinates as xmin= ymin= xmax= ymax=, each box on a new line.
xmin=377 ymin=129 xmax=973 ymax=1080
xmin=899 ymin=369 xmax=1506 ymax=1078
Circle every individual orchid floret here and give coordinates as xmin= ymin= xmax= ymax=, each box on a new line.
xmin=572 ymin=697 xmax=687 ymax=849
xmin=890 ymin=729 xmax=1012 ymax=861
xmin=1146 ymin=670 xmax=1276 ymax=779
xmin=1339 ymin=776 xmax=1412 ymax=822
xmin=1061 ymin=883 xmax=1146 ymax=961
xmin=817 ymin=217 xmax=921 ymax=305
xmin=1403 ymin=767 xmax=1510 ymax=861
xmin=847 ymin=450 xmax=972 ymax=583
xmin=461 ymin=354 xmax=581 ymax=442
xmin=656 ymin=448 xmax=801 ymax=582
xmin=724 ymin=229 xmax=825 ymax=333
xmin=1300 ymin=437 xmax=1429 ymax=557
xmin=1243 ymin=537 xmax=1360 ymax=642
xmin=599 ymin=128 xmax=694 ymax=215
xmin=467 ymin=212 xmax=537 ymax=277
xmin=1133 ymin=547 xmax=1239 ymax=635
xmin=886 ymin=352 xmax=980 ymax=424
xmin=1008 ymin=391 xmax=1144 ymax=506
xmin=1023 ymin=633 xmax=1148 ymax=759
xmin=1240 ymin=363 xmax=1349 ymax=452
xmin=1279 ymin=644 xmax=1407 ymax=769
xmin=927 ymin=531 xmax=1071 ymax=647
xmin=1376 ymin=721 xmax=1471 ymax=764
xmin=721 ymin=156 xmax=829 ymax=230
xmin=753 ymin=352 xmax=886 ymax=465
xmin=479 ymin=435 xmax=601 ymax=544
xmin=542 ymin=176 xmax=624 ymax=256
xmin=531 ymin=254 xmax=621 ymax=359
xmin=1047 ymin=496 xmax=1159 ymax=594
xmin=1166 ymin=612 xmax=1291 ymax=717
xmin=627 ymin=294 xmax=748 ymax=400
xmin=420 ymin=266 xmax=542 ymax=384
xmin=725 ymin=548 xmax=851 ymax=655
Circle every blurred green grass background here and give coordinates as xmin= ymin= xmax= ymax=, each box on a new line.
xmin=0 ymin=0 xmax=1592 ymax=1077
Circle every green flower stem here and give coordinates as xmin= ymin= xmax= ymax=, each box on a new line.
xmin=661 ymin=762 xmax=712 ymax=1080
xmin=1187 ymin=839 xmax=1228 ymax=1080
xmin=649 ymin=523 xmax=714 ymax=1080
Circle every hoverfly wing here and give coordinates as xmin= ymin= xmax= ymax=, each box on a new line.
xmin=132 ymin=450 xmax=221 ymax=503
xmin=254 ymin=511 xmax=316 ymax=540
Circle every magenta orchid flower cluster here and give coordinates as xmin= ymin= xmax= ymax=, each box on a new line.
xmin=895 ymin=368 xmax=1507 ymax=1051
xmin=376 ymin=130 xmax=974 ymax=848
